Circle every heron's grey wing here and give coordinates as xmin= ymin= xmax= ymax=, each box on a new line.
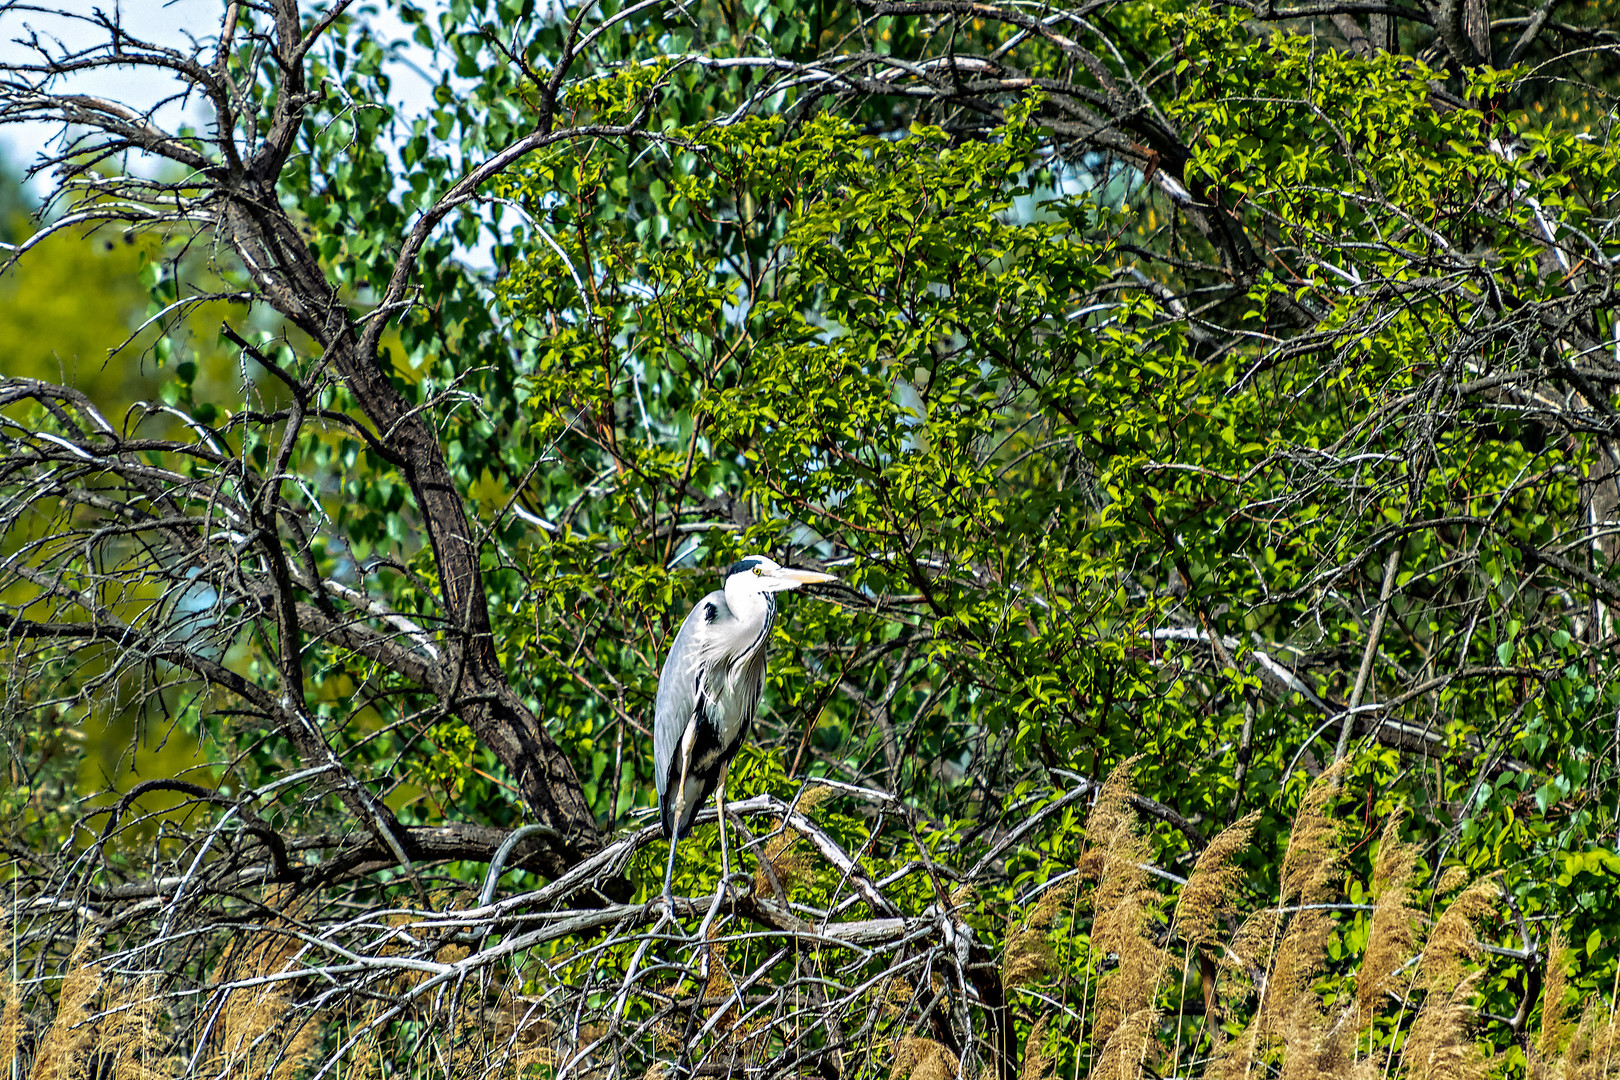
xmin=653 ymin=591 xmax=723 ymax=804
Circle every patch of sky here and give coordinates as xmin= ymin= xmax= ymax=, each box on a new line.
xmin=163 ymin=566 xmax=230 ymax=661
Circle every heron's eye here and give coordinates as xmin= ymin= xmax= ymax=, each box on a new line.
xmin=753 ymin=567 xmax=763 ymax=577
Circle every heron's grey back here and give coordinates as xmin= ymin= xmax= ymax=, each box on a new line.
xmin=653 ymin=589 xmax=725 ymax=801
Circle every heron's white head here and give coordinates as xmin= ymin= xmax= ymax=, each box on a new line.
xmin=724 ymin=555 xmax=837 ymax=594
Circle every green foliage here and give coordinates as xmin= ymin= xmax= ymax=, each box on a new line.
xmin=479 ymin=4 xmax=1620 ymax=1039
xmin=5 ymin=0 xmax=1620 ymax=1071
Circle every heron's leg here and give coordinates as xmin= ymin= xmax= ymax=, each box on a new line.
xmin=715 ymin=776 xmax=731 ymax=884
xmin=661 ymin=834 xmax=679 ymax=923
xmin=694 ymin=778 xmax=730 ymax=943
xmin=694 ymin=778 xmax=733 ymax=944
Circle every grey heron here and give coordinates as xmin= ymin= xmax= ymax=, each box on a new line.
xmin=653 ymin=555 xmax=836 ymax=915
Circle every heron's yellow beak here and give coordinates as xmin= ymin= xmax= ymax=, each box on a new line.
xmin=781 ymin=568 xmax=837 ymax=586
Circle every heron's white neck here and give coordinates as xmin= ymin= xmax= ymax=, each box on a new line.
xmin=723 ymin=575 xmax=777 ymax=636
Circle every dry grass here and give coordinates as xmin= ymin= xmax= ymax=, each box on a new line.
xmin=1543 ymin=931 xmax=1572 ymax=1055
xmin=1356 ymin=806 xmax=1421 ymax=1021
xmin=474 ymin=988 xmax=558 ymax=1077
xmin=203 ymin=889 xmax=322 ymax=1080
xmin=752 ymin=784 xmax=835 ymax=899
xmin=1563 ymin=994 xmax=1620 ymax=1080
xmin=99 ymin=978 xmax=175 ymax=1080
xmin=1533 ymin=930 xmax=1573 ymax=1080
xmin=1091 ymin=1005 xmax=1159 ymax=1080
xmin=1173 ymin=810 xmax=1260 ymax=1055
xmin=15 ymin=767 xmax=1619 ymax=1080
xmin=891 ymin=1035 xmax=960 ymax=1080
xmin=1223 ymin=907 xmax=1285 ymax=994
xmin=1085 ymin=757 xmax=1169 ymax=1063
xmin=1278 ymin=761 xmax=1348 ymax=909
xmin=1174 ymin=811 xmax=1258 ymax=951
xmin=0 ymin=974 xmax=22 ymax=1074
xmin=7 ymin=915 xmax=330 ymax=1080
xmin=1206 ymin=766 xmax=1347 ymax=1080
xmin=211 ymin=981 xmax=320 ymax=1080
xmin=702 ymin=924 xmax=739 ymax=1040
xmin=1019 ymin=1014 xmax=1054 ymax=1080
xmin=1400 ymin=878 xmax=1496 ymax=1080
xmin=1005 ymin=879 xmax=1076 ymax=989
xmin=27 ymin=934 xmax=102 ymax=1080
